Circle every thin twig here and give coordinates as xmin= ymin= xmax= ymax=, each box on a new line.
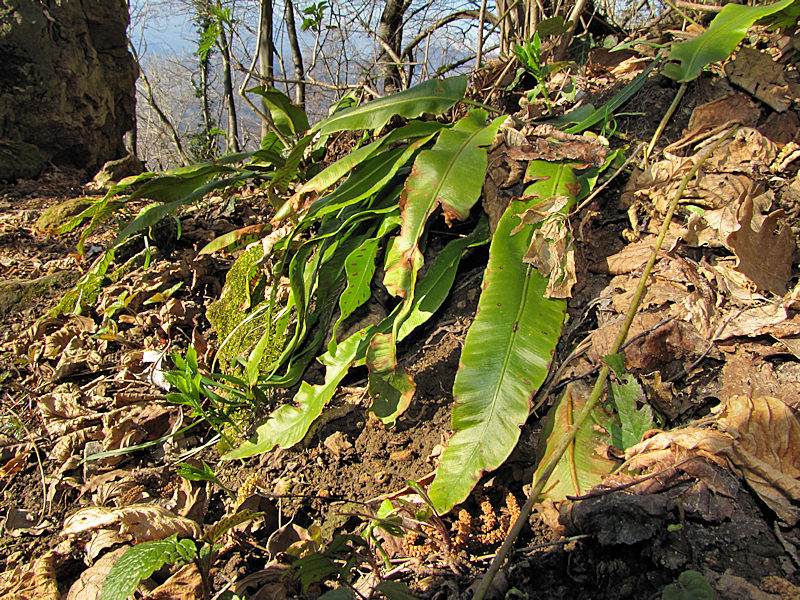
xmin=3 ymin=400 xmax=49 ymax=525
xmin=472 ymin=125 xmax=741 ymax=600
xmin=571 ymin=143 xmax=645 ymax=215
xmin=551 ymin=317 xmax=674 ymax=393
xmin=645 ymin=83 xmax=687 ymax=164
xmin=675 ymin=0 xmax=723 ymax=11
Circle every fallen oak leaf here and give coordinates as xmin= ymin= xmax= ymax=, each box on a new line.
xmin=726 ymin=196 xmax=795 ymax=294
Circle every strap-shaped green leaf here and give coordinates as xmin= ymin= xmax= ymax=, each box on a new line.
xmin=385 ymin=110 xmax=506 ymax=299
xmin=300 ymin=121 xmax=443 ymax=196
xmin=367 ymin=332 xmax=416 ymax=425
xmin=429 ymin=161 xmax=575 ymax=514
xmin=248 ymin=85 xmax=310 ymax=136
xmin=533 ymin=382 xmax=618 ymax=501
xmin=330 ymin=237 xmax=380 ymax=350
xmin=663 ymin=0 xmax=795 ymax=82
xmin=315 ymin=76 xmax=468 ymax=136
xmin=397 ymin=217 xmax=490 ymax=339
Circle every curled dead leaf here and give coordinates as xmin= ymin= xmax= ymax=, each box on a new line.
xmin=0 ymin=551 xmax=60 ymax=600
xmin=62 ymin=504 xmax=203 ymax=543
xmin=625 ymin=396 xmax=800 ymax=525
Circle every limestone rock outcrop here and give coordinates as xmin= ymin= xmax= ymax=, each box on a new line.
xmin=0 ymin=0 xmax=137 ymax=178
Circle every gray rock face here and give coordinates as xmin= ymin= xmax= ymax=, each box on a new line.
xmin=0 ymin=0 xmax=137 ymax=178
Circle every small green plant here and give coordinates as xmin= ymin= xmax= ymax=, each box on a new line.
xmin=177 ymin=460 xmax=236 ymax=499
xmin=291 ymin=532 xmax=419 ymax=599
xmin=164 ymin=347 xmax=266 ymax=449
xmin=301 ymin=1 xmax=328 ymax=32
xmin=510 ymin=32 xmax=573 ymax=114
xmin=662 ymin=570 xmax=714 ymax=600
xmin=100 ymin=511 xmax=260 ymax=600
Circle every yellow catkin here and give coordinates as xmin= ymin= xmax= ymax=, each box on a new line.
xmin=762 ymin=575 xmax=800 ymax=600
xmin=233 ymin=473 xmax=261 ymax=513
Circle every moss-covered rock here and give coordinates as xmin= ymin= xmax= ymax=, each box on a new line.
xmin=34 ymin=198 xmax=92 ymax=234
xmin=207 ymin=245 xmax=285 ymax=372
xmin=0 ymin=139 xmax=44 ymax=181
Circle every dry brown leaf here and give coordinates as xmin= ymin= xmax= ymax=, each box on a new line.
xmin=0 ymin=551 xmax=60 ymax=600
xmin=323 ymin=431 xmax=353 ymax=457
xmin=726 ymin=47 xmax=792 ymax=112
xmin=688 ymin=93 xmax=761 ymax=133
xmin=168 ymin=476 xmax=208 ymax=525
xmin=234 ymin=565 xmax=292 ymax=600
xmin=512 ymin=196 xmax=576 ymax=298
xmin=664 ymin=93 xmax=761 ymax=155
xmin=591 ymin=312 xmax=711 ymax=373
xmin=716 ymin=395 xmax=800 ymax=525
xmin=506 ymin=125 xmax=608 ymax=168
xmin=595 ymin=234 xmax=678 ymax=275
xmin=718 ymin=303 xmax=789 ymax=339
xmin=586 ymin=48 xmax=639 ymax=76
xmin=726 ymin=196 xmax=795 ymax=294
xmin=0 ymin=452 xmax=28 ymax=479
xmin=65 ymin=547 xmax=127 ymax=600
xmin=483 ymin=126 xmax=526 ymax=232
xmin=100 ymin=403 xmax=172 ymax=466
xmin=38 ymin=389 xmax=100 ymax=436
xmin=708 ymin=127 xmax=779 ymax=174
xmin=626 ymin=396 xmax=800 ymax=525
xmin=776 ymin=335 xmax=800 ymax=360
xmin=62 ymin=504 xmax=203 ymax=542
xmin=144 ymin=563 xmax=203 ymax=600
xmin=85 ymin=529 xmax=128 ymax=563
xmin=759 ymin=110 xmax=800 ymax=146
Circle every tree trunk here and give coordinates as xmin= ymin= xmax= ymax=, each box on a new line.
xmin=258 ymin=0 xmax=274 ymax=139
xmin=217 ymin=18 xmax=240 ymax=153
xmin=199 ymin=19 xmax=216 ymax=154
xmin=378 ymin=0 xmax=407 ymax=94
xmin=284 ymin=0 xmax=306 ymax=109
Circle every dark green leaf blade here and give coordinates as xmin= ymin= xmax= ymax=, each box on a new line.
xmin=384 ymin=110 xmax=505 ymax=299
xmin=316 ymin=76 xmax=468 ymax=136
xmin=609 ymin=374 xmax=653 ymax=451
xmin=223 ymin=327 xmax=372 ymax=459
xmin=663 ymin=0 xmax=795 ymax=82
xmin=100 ymin=535 xmax=195 ymax=600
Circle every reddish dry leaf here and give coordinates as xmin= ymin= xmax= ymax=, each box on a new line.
xmin=0 ymin=452 xmax=28 ymax=478
xmin=726 ymin=196 xmax=795 ymax=294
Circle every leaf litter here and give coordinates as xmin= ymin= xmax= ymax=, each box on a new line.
xmin=1 ymin=21 xmax=800 ymax=600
